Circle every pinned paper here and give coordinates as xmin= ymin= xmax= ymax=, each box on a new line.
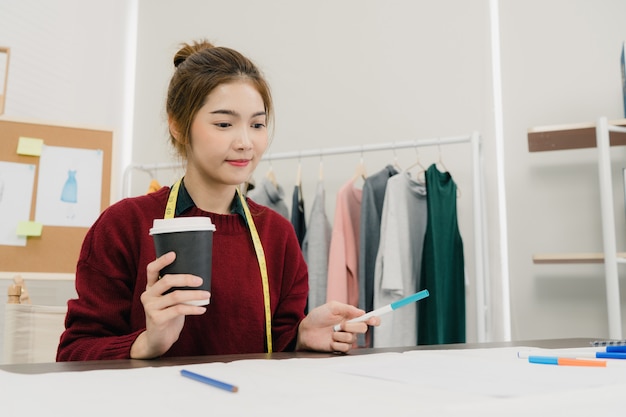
xmin=35 ymin=145 xmax=102 ymax=227
xmin=16 ymin=221 xmax=43 ymax=237
xmin=17 ymin=137 xmax=44 ymax=156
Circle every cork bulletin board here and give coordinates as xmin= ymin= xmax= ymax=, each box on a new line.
xmin=0 ymin=118 xmax=112 ymax=273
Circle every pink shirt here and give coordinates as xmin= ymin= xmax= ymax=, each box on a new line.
xmin=326 ymin=178 xmax=362 ymax=307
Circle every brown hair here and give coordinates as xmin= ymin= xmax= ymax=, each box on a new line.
xmin=166 ymin=40 xmax=274 ymax=157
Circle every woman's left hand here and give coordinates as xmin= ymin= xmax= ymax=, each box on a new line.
xmin=296 ymin=301 xmax=380 ymax=353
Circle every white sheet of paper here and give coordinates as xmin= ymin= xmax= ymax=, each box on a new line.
xmin=0 ymin=161 xmax=36 ymax=246
xmin=34 ymin=145 xmax=103 ymax=227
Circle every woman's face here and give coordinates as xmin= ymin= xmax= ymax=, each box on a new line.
xmin=186 ymin=80 xmax=268 ymax=188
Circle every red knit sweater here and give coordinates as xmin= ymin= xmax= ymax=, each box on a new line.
xmin=56 ymin=187 xmax=308 ymax=361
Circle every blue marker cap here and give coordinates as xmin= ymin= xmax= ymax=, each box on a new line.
xmin=390 ymin=289 xmax=429 ymax=310
xmin=596 ymin=351 xmax=626 ymax=359
xmin=606 ymin=345 xmax=626 ymax=353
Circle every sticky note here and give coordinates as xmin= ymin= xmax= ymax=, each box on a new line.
xmin=16 ymin=221 xmax=43 ymax=237
xmin=17 ymin=137 xmax=44 ymax=156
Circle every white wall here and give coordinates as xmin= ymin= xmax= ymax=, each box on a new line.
xmin=131 ymin=0 xmax=499 ymax=343
xmin=500 ymin=0 xmax=626 ymax=340
xmin=1 ymin=0 xmax=626 ymax=355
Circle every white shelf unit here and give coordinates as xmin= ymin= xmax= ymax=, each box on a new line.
xmin=528 ymin=116 xmax=626 ymax=340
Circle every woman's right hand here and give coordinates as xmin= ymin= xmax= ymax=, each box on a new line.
xmin=130 ymin=251 xmax=211 ymax=359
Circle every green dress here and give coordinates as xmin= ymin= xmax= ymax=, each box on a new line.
xmin=418 ymin=164 xmax=465 ymax=345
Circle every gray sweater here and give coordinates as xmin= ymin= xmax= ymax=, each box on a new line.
xmin=302 ymin=181 xmax=332 ymax=310
xmin=247 ymin=177 xmax=289 ymax=219
xmin=373 ymin=171 xmax=427 ymax=348
xmin=358 ymin=165 xmax=399 ymax=347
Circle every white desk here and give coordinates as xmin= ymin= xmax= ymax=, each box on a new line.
xmin=1 ymin=339 xmax=623 ymax=416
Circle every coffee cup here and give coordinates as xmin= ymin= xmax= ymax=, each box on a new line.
xmin=149 ymin=216 xmax=216 ymax=306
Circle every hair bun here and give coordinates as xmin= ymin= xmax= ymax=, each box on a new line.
xmin=173 ymin=40 xmax=216 ymax=68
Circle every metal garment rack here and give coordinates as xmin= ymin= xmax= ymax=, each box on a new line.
xmin=122 ymin=131 xmax=492 ymax=342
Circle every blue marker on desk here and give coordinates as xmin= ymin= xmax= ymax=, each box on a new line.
xmin=518 ymin=350 xmax=626 ymax=360
xmin=333 ymin=289 xmax=429 ymax=331
xmin=180 ymin=369 xmax=238 ymax=393
xmin=606 ymin=345 xmax=626 ymax=353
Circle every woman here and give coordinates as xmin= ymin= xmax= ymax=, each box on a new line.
xmin=57 ymin=40 xmax=378 ymax=361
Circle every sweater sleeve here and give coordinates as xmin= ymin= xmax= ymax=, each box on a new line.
xmin=57 ymin=194 xmax=161 ymax=361
xmin=56 ymin=261 xmax=143 ymax=361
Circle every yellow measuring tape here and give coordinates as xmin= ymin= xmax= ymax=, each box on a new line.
xmin=235 ymin=187 xmax=273 ymax=354
xmin=164 ymin=180 xmax=181 ymax=219
xmin=164 ymin=179 xmax=273 ymax=353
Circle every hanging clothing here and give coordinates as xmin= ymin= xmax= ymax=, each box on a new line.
xmin=326 ymin=178 xmax=362 ymax=307
xmin=418 ymin=164 xmax=465 ymax=345
xmin=302 ymin=181 xmax=332 ymax=311
xmin=147 ymin=179 xmax=162 ymax=194
xmin=358 ymin=164 xmax=399 ymax=347
xmin=247 ymin=177 xmax=290 ymax=219
xmin=373 ymin=171 xmax=427 ymax=348
xmin=291 ymin=184 xmax=306 ymax=248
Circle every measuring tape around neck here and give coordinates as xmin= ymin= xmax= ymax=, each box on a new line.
xmin=235 ymin=187 xmax=272 ymax=354
xmin=164 ymin=179 xmax=273 ymax=353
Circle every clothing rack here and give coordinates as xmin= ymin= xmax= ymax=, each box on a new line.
xmin=122 ymin=131 xmax=493 ymax=342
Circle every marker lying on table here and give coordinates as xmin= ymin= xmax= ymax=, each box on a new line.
xmin=333 ymin=289 xmax=429 ymax=332
xmin=180 ymin=369 xmax=239 ymax=393
xmin=517 ymin=350 xmax=626 ymax=360
xmin=606 ymin=345 xmax=626 ymax=353
xmin=525 ymin=356 xmax=607 ymax=367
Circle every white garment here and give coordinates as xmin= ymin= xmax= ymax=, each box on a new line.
xmin=373 ymin=172 xmax=427 ymax=348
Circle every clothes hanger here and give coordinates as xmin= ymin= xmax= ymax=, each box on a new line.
xmin=436 ymin=137 xmax=448 ymax=173
xmin=295 ymin=154 xmax=303 ymax=201
xmin=295 ymin=153 xmax=302 ymax=187
xmin=266 ymin=156 xmax=278 ymax=188
xmin=403 ymin=141 xmax=427 ymax=181
xmin=392 ymin=142 xmax=402 ymax=171
xmin=318 ymin=154 xmax=324 ymax=182
xmin=433 ymin=138 xmax=461 ymax=197
xmin=352 ymin=147 xmax=367 ymax=183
